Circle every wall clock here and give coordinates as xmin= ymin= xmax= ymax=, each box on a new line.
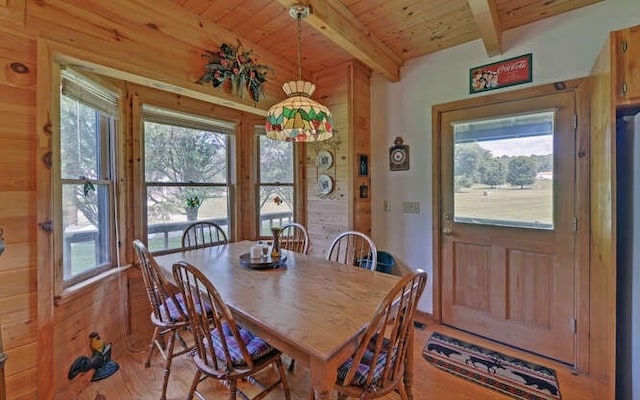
xmin=389 ymin=136 xmax=410 ymax=171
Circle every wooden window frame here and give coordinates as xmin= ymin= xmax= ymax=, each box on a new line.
xmin=139 ymin=104 xmax=237 ymax=255
xmin=53 ymin=67 xmax=123 ymax=297
xmin=255 ymin=130 xmax=297 ymax=238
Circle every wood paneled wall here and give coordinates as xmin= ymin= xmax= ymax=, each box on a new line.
xmin=349 ymin=62 xmax=372 ymax=236
xmin=0 ymin=1 xmax=370 ymax=398
xmin=304 ymin=61 xmax=371 ymax=257
xmin=0 ymin=3 xmax=38 ymax=397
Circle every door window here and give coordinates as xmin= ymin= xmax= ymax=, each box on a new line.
xmin=453 ymin=111 xmax=554 ymax=230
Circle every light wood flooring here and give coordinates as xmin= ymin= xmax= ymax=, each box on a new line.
xmin=74 ymin=316 xmax=597 ymax=400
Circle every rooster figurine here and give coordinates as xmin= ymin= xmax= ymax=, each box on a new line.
xmin=68 ymin=332 xmax=120 ymax=382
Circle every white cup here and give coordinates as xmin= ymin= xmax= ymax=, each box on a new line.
xmin=250 ymin=245 xmax=261 ymax=259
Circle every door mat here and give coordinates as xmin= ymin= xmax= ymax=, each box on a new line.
xmin=423 ymin=332 xmax=561 ymax=400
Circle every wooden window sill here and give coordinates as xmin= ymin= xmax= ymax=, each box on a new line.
xmin=54 ymin=265 xmax=132 ymax=306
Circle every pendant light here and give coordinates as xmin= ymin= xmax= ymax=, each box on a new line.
xmin=265 ymin=4 xmax=334 ymax=142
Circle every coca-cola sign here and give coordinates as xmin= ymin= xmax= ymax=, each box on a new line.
xmin=470 ymin=54 xmax=532 ymax=94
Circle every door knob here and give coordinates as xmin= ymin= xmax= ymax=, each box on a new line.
xmin=443 ymin=228 xmax=453 ymax=236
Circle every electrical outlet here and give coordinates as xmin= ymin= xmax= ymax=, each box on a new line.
xmin=402 ymin=201 xmax=420 ymax=214
xmin=383 ymin=200 xmax=391 ymax=212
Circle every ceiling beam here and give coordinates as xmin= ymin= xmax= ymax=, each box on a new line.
xmin=275 ymin=0 xmax=402 ymax=82
xmin=467 ymin=0 xmax=503 ymax=57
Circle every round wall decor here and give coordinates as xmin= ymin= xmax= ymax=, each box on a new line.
xmin=390 ymin=147 xmax=407 ymax=165
xmin=318 ymin=174 xmax=333 ymax=195
xmin=317 ymin=150 xmax=333 ymax=170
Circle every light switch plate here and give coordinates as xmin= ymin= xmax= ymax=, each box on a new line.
xmin=402 ymin=201 xmax=420 ymax=214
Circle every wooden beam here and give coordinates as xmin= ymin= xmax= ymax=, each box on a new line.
xmin=275 ymin=0 xmax=402 ymax=82
xmin=467 ymin=0 xmax=502 ymax=57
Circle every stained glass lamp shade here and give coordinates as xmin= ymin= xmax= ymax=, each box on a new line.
xmin=265 ymin=3 xmax=334 ymax=142
xmin=265 ymin=80 xmax=333 ymax=142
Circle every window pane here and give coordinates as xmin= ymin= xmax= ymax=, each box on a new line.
xmin=146 ymin=186 xmax=229 ymax=252
xmin=62 ymin=183 xmax=111 ymax=279
xmin=258 ymin=186 xmax=293 ymax=236
xmin=259 ymin=135 xmax=293 ymax=183
xmin=60 ymin=95 xmax=100 ymax=180
xmin=453 ymin=112 xmax=554 ymax=230
xmin=144 ymin=121 xmax=228 ymax=184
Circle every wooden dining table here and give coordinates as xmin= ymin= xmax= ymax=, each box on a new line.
xmin=153 ymin=240 xmax=404 ymax=400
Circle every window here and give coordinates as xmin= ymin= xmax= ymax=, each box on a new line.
xmin=143 ymin=106 xmax=235 ymax=252
xmin=256 ymin=127 xmax=295 ymax=236
xmin=56 ymin=69 xmax=119 ymax=289
xmin=452 ymin=111 xmax=554 ymax=229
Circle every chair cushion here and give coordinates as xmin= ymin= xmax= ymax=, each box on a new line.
xmin=211 ymin=322 xmax=275 ymax=366
xmin=164 ymin=293 xmax=212 ymax=322
xmin=336 ymin=334 xmax=395 ymax=387
xmin=162 ymin=293 xmax=188 ymax=321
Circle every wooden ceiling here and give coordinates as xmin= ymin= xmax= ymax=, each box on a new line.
xmin=173 ymin=0 xmax=603 ymax=82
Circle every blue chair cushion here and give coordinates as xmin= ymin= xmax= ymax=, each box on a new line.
xmin=211 ymin=322 xmax=275 ymax=366
xmin=336 ymin=334 xmax=395 ymax=387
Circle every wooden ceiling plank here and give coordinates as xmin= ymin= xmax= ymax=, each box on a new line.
xmin=215 ymin=0 xmax=272 ymax=32
xmin=180 ymin=0 xmax=216 ymax=15
xmin=274 ymin=0 xmax=402 ymax=82
xmin=467 ymin=0 xmax=502 ymax=57
xmin=495 ymin=0 xmax=603 ymax=31
xmin=229 ymin=2 xmax=284 ymax=38
xmin=381 ymin=6 xmax=476 ymax=59
xmin=200 ymin=0 xmax=238 ymax=22
xmin=356 ymin=0 xmax=467 ymax=27
xmin=349 ymin=0 xmax=474 ymax=60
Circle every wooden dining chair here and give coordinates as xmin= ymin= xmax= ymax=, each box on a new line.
xmin=278 ymin=222 xmax=310 ymax=255
xmin=181 ymin=221 xmax=228 ymax=251
xmin=329 ymin=270 xmax=427 ymax=400
xmin=132 ymin=239 xmax=193 ymax=400
xmin=172 ymin=261 xmax=291 ymax=400
xmin=326 ymin=231 xmax=377 ymax=270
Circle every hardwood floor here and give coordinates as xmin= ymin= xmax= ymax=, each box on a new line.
xmin=73 ymin=316 xmax=597 ymax=400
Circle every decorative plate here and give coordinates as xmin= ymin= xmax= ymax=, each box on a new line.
xmin=318 ymin=174 xmax=333 ymax=195
xmin=317 ymin=150 xmax=333 ymax=170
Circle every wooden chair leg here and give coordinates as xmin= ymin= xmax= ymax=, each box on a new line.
xmin=187 ymin=370 xmax=202 ymax=400
xmin=229 ymin=378 xmax=237 ymax=400
xmin=397 ymin=383 xmax=409 ymax=400
xmin=145 ymin=327 xmax=160 ymax=368
xmin=160 ymin=330 xmax=177 ymax=400
xmin=275 ymin=358 xmax=291 ymax=400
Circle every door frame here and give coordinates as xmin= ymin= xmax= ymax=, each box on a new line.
xmin=431 ymin=78 xmax=590 ymax=372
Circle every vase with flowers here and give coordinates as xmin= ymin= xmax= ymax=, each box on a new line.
xmin=197 ymin=40 xmax=272 ymax=102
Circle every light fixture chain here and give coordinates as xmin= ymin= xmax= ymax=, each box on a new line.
xmin=296 ymin=14 xmax=302 ymax=80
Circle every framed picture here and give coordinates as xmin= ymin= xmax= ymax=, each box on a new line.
xmin=358 ymin=154 xmax=369 ymax=177
xmin=359 ymin=184 xmax=368 ymax=199
xmin=470 ymin=53 xmax=532 ymax=94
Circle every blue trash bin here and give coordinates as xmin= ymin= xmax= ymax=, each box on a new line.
xmin=358 ymin=251 xmax=395 ymax=274
xmin=375 ymin=251 xmax=395 ymax=274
